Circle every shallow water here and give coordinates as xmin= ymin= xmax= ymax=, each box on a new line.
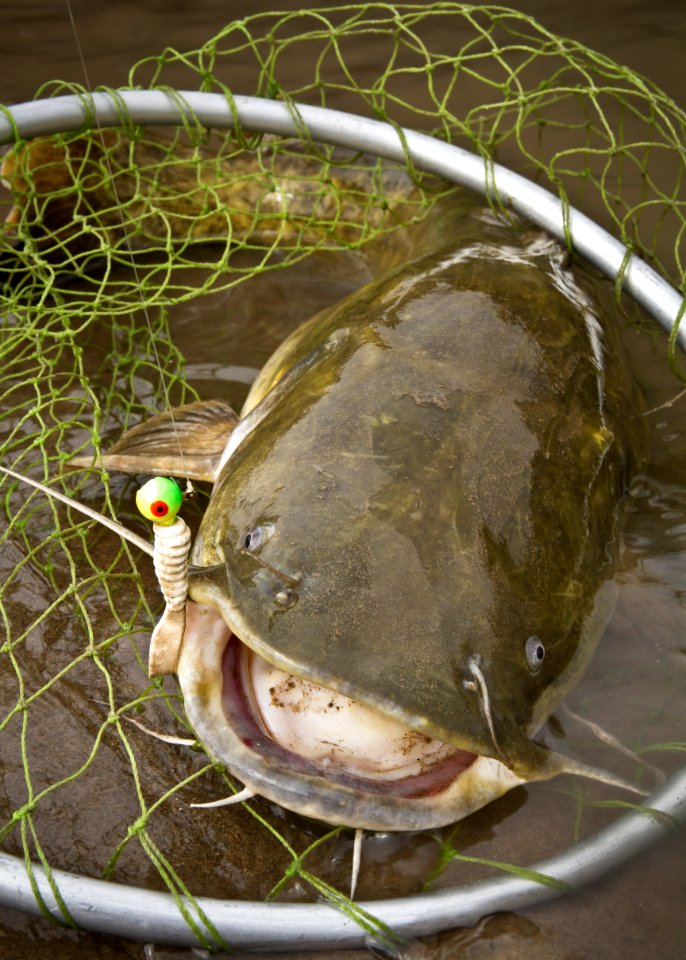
xmin=0 ymin=1 xmax=685 ymax=958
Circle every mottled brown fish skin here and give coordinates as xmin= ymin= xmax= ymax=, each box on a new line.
xmin=1 ymin=129 xmax=420 ymax=257
xmin=189 ymin=201 xmax=645 ymax=775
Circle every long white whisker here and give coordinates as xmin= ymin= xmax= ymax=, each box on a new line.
xmin=350 ymin=827 xmax=363 ymax=900
xmin=119 ymin=713 xmax=196 ymax=747
xmin=467 ymin=656 xmax=503 ymax=758
xmin=190 ymin=787 xmax=256 ymax=809
xmin=0 ymin=464 xmax=154 ymax=557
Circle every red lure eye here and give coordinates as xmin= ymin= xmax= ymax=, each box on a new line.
xmin=150 ymin=500 xmax=169 ymax=517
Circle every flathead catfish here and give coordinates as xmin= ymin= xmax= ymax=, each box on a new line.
xmin=2 ymin=135 xmax=646 ymax=829
xmin=109 ymin=200 xmax=646 ymax=831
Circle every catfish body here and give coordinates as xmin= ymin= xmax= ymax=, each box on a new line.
xmin=180 ymin=202 xmax=645 ymax=826
xmin=2 ymin=132 xmax=648 ymax=827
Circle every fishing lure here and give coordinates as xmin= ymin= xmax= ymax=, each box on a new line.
xmin=136 ymin=476 xmax=191 ymax=676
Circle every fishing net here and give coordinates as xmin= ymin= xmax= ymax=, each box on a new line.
xmin=0 ymin=2 xmax=685 ymax=950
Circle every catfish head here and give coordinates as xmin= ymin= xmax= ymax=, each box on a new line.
xmin=126 ymin=226 xmax=647 ymax=830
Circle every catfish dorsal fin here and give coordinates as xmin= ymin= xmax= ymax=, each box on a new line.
xmin=71 ymin=399 xmax=239 ymax=482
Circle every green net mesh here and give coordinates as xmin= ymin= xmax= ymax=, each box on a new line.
xmin=0 ymin=2 xmax=685 ymax=945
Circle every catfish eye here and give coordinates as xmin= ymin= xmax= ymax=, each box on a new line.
xmin=242 ymin=523 xmax=274 ymax=552
xmin=525 ymin=635 xmax=545 ymax=671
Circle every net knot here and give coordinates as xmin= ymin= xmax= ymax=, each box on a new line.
xmin=11 ymin=801 xmax=36 ymax=823
xmin=127 ymin=815 xmax=149 ymax=838
xmin=284 ymin=857 xmax=304 ymax=879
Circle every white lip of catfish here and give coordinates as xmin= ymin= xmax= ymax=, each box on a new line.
xmin=177 ymin=596 xmax=525 ymax=831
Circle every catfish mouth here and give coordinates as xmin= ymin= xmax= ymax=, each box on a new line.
xmin=176 ymin=600 xmax=525 ymax=830
xmin=224 ymin=633 xmax=478 ymax=800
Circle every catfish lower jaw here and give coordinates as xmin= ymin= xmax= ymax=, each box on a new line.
xmin=176 ymin=601 xmax=526 ymax=830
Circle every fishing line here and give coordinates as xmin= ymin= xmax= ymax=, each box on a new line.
xmin=64 ymin=0 xmax=191 ymax=485
xmin=0 ymin=464 xmax=154 ymax=556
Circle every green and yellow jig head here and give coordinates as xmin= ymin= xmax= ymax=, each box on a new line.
xmin=136 ymin=477 xmax=191 ymax=677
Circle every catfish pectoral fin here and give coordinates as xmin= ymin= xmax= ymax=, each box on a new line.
xmin=512 ymin=739 xmax=649 ymax=797
xmin=71 ymin=399 xmax=239 ymax=481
